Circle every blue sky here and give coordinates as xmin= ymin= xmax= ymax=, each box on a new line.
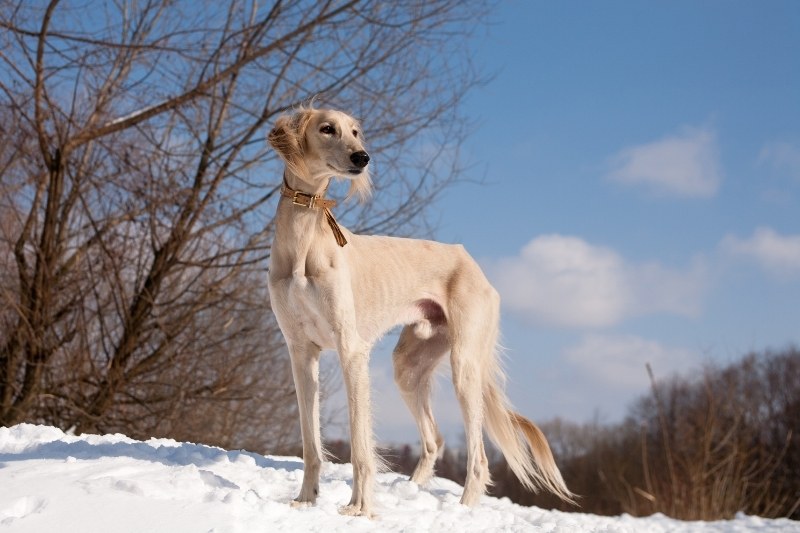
xmin=328 ymin=1 xmax=800 ymax=443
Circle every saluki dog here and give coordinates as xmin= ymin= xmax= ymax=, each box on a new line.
xmin=267 ymin=108 xmax=573 ymax=517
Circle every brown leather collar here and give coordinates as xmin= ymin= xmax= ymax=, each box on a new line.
xmin=280 ymin=183 xmax=348 ymax=247
xmin=280 ymin=184 xmax=338 ymax=210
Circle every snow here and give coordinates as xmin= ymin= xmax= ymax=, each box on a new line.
xmin=0 ymin=425 xmax=795 ymax=532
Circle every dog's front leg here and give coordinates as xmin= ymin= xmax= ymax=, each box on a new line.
xmin=337 ymin=336 xmax=376 ymax=518
xmin=288 ymin=340 xmax=324 ymax=506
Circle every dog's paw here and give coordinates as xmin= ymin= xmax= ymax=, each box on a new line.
xmin=290 ymin=489 xmax=317 ymax=508
xmin=291 ymin=484 xmax=318 ymax=507
xmin=338 ymin=504 xmax=375 ymax=519
xmin=409 ymin=469 xmax=433 ymax=487
xmin=290 ymin=499 xmax=313 ymax=509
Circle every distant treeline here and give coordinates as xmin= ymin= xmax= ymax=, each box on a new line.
xmin=327 ymin=346 xmax=800 ymax=520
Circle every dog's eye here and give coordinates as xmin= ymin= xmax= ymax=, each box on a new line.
xmin=320 ymin=124 xmax=335 ymax=135
xmin=352 ymin=130 xmax=359 ymax=138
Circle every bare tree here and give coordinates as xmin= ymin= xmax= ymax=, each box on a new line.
xmin=0 ymin=0 xmax=487 ymax=452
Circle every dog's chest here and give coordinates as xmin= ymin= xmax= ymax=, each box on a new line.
xmin=276 ymin=273 xmax=338 ymax=349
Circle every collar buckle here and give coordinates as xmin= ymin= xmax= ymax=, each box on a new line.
xmin=291 ymin=190 xmax=316 ymax=208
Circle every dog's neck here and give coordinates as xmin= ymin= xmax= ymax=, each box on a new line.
xmin=275 ymin=170 xmax=348 ymax=249
xmin=282 ymin=169 xmax=331 ymax=197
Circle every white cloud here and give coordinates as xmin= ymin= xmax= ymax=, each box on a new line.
xmin=564 ymin=334 xmax=696 ymax=389
xmin=721 ymin=227 xmax=800 ymax=278
xmin=490 ymin=236 xmax=630 ymax=328
xmin=607 ymin=126 xmax=721 ymax=197
xmin=759 ymin=140 xmax=800 ymax=181
xmin=486 ymin=234 xmax=706 ymax=328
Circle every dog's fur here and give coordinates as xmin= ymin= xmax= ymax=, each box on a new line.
xmin=267 ymin=108 xmax=573 ymax=517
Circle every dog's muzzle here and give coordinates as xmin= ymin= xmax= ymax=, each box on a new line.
xmin=350 ymin=151 xmax=370 ymax=168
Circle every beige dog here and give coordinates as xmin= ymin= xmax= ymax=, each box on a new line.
xmin=267 ymin=108 xmax=573 ymax=517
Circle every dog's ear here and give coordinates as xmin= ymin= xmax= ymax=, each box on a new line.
xmin=268 ymin=110 xmax=313 ymax=177
xmin=268 ymin=114 xmax=301 ymax=162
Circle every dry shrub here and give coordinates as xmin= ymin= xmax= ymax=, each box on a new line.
xmin=626 ymin=348 xmax=800 ymax=519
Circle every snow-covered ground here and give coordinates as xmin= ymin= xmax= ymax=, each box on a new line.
xmin=0 ymin=425 xmax=795 ymax=532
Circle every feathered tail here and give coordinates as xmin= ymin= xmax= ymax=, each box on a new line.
xmin=482 ymin=358 xmax=576 ymax=504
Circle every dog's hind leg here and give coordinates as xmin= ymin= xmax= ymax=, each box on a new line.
xmin=288 ymin=340 xmax=324 ymax=506
xmin=392 ymin=325 xmax=449 ymax=486
xmin=449 ymin=288 xmax=499 ymax=507
xmin=450 ymin=336 xmax=490 ymax=507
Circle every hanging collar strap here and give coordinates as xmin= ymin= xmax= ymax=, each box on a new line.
xmin=280 ymin=182 xmax=348 ymax=247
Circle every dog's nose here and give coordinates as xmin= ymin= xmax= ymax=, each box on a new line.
xmin=350 ymin=151 xmax=370 ymax=168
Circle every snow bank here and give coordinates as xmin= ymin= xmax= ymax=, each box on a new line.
xmin=0 ymin=424 xmax=794 ymax=532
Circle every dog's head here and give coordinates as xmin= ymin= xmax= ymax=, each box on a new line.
xmin=268 ymin=108 xmax=372 ymax=201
